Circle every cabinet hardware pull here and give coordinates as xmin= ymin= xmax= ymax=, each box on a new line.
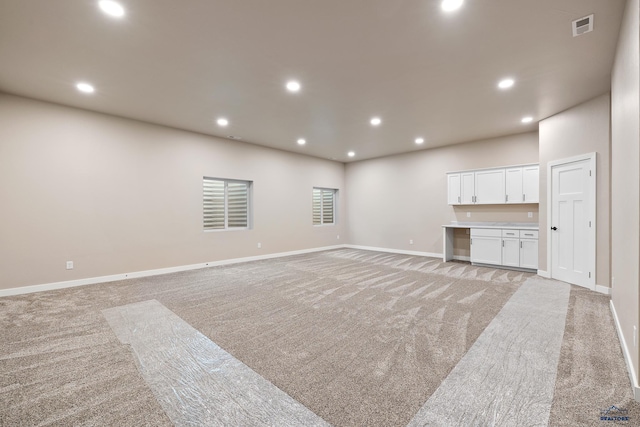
xmin=506 ymin=194 xmax=508 ymax=202
xmin=520 ymin=241 xmax=523 ymax=248
xmin=458 ymin=196 xmax=461 ymax=203
xmin=523 ymin=194 xmax=525 ymax=202
xmin=502 ymin=240 xmax=504 ymax=247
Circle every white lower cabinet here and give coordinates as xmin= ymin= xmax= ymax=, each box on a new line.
xmin=520 ymin=239 xmax=539 ymax=270
xmin=502 ymin=238 xmax=520 ymax=267
xmin=470 ymin=229 xmax=502 ymax=265
xmin=471 ymin=228 xmax=538 ymax=271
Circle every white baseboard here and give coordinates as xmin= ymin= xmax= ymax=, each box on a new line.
xmin=343 ymin=244 xmax=442 ymax=259
xmin=596 ymin=284 xmax=612 ymax=295
xmin=0 ymin=245 xmax=347 ymax=297
xmin=537 ymin=270 xmax=550 ymax=278
xmin=610 ymin=300 xmax=640 ymax=401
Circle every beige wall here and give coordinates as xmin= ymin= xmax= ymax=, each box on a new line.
xmin=345 ymin=133 xmax=539 ymax=256
xmin=0 ymin=94 xmax=345 ymax=290
xmin=538 ymin=94 xmax=611 ymax=287
xmin=611 ymin=0 xmax=640 ymax=382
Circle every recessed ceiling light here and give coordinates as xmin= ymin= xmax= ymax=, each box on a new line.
xmin=498 ymin=78 xmax=515 ymax=90
xmin=98 ymin=0 xmax=125 ymax=17
xmin=297 ymin=138 xmax=306 ymax=145
xmin=286 ymin=81 xmax=301 ymax=92
xmin=521 ymin=116 xmax=533 ymax=123
xmin=227 ymin=135 xmax=242 ymax=140
xmin=415 ymin=137 xmax=425 ymax=144
xmin=348 ymin=151 xmax=355 ymax=157
xmin=216 ymin=118 xmax=229 ymax=127
xmin=441 ymin=0 xmax=464 ymax=12
xmin=76 ymin=82 xmax=95 ymax=94
xmin=370 ymin=117 xmax=382 ymax=126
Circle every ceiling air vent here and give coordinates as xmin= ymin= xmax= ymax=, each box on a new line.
xmin=572 ymin=14 xmax=594 ymax=37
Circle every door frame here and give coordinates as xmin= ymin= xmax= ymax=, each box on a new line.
xmin=546 ymin=152 xmax=597 ymax=290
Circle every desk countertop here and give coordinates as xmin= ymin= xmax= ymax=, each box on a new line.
xmin=442 ymin=222 xmax=539 ymax=230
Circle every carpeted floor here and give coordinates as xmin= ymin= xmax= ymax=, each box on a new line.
xmin=549 ymin=286 xmax=640 ymax=426
xmin=0 ymin=248 xmax=638 ymax=426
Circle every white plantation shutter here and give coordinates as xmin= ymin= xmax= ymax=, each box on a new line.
xmin=203 ymin=177 xmax=251 ymax=230
xmin=203 ymin=179 xmax=225 ymax=230
xmin=322 ymin=190 xmax=334 ymax=224
xmin=313 ymin=188 xmax=322 ymax=225
xmin=313 ymin=187 xmax=336 ymax=225
xmin=227 ymin=181 xmax=248 ymax=228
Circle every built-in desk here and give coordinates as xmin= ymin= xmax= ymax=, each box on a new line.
xmin=442 ymin=222 xmax=539 ymax=269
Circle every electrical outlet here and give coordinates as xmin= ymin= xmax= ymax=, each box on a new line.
xmin=66 ymin=261 xmax=74 ymax=270
xmin=337 ymin=235 xmax=340 ymax=240
xmin=409 ymin=239 xmax=414 ymax=245
xmin=257 ymin=243 xmax=261 ymax=249
xmin=528 ymin=212 xmax=533 ymax=218
xmin=466 ymin=212 xmax=471 ymax=218
xmin=612 ymin=276 xmax=615 ymax=287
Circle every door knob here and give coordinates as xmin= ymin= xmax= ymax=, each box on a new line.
xmin=551 ymin=226 xmax=558 ymax=231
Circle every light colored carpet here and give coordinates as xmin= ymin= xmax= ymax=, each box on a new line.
xmin=408 ymin=277 xmax=571 ymax=426
xmin=548 ymin=286 xmax=640 ymax=426
xmin=0 ymin=248 xmax=637 ymax=426
xmin=103 ymin=299 xmax=329 ymax=427
xmin=168 ymin=250 xmax=528 ymax=426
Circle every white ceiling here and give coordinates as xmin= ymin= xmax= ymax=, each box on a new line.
xmin=0 ymin=0 xmax=625 ymax=162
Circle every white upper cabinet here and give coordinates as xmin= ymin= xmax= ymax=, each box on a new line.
xmin=461 ymin=172 xmax=475 ymax=204
xmin=474 ymin=169 xmax=505 ymax=204
xmin=505 ymin=167 xmax=523 ymax=204
xmin=522 ymin=165 xmax=539 ymax=203
xmin=505 ymin=165 xmax=539 ymax=203
xmin=447 ymin=164 xmax=538 ymax=205
xmin=447 ymin=173 xmax=461 ymax=205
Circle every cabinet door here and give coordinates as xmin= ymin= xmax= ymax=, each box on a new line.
xmin=520 ymin=239 xmax=539 ymax=269
xmin=502 ymin=238 xmax=520 ymax=267
xmin=505 ymin=168 xmax=523 ymax=204
xmin=447 ymin=173 xmax=461 ymax=205
xmin=522 ymin=166 xmax=539 ymax=203
xmin=470 ymin=236 xmax=502 ymax=265
xmin=475 ymin=169 xmax=505 ymax=204
xmin=461 ymin=172 xmax=475 ymax=204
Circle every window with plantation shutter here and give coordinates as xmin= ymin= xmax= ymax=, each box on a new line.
xmin=203 ymin=177 xmax=251 ymax=231
xmin=312 ymin=187 xmax=337 ymax=225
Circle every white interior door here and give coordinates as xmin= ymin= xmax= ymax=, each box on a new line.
xmin=550 ymin=159 xmax=593 ymax=287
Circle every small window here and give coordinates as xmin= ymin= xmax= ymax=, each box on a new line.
xmin=203 ymin=177 xmax=251 ymax=230
xmin=313 ymin=187 xmax=337 ymax=225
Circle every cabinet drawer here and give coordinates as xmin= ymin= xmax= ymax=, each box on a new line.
xmin=519 ymin=230 xmax=538 ymax=239
xmin=501 ymin=229 xmax=519 ymax=238
xmin=471 ymin=228 xmax=501 ymax=237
